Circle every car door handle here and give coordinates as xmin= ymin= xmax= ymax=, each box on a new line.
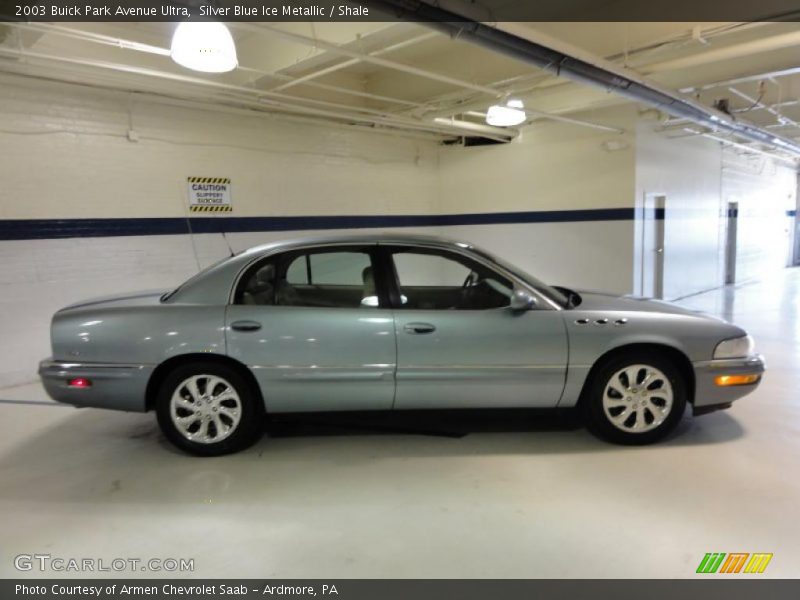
xmin=403 ymin=322 xmax=436 ymax=334
xmin=231 ymin=320 xmax=262 ymax=332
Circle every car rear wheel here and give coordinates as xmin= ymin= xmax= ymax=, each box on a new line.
xmin=583 ymin=351 xmax=687 ymax=445
xmin=156 ymin=362 xmax=264 ymax=456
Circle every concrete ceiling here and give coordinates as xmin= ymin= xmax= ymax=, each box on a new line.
xmin=2 ymin=17 xmax=800 ymax=156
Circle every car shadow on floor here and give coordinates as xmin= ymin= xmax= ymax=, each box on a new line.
xmin=0 ymin=403 xmax=745 ymax=505
xmin=268 ymin=404 xmax=745 ymax=440
xmin=265 ymin=408 xmax=584 ymax=439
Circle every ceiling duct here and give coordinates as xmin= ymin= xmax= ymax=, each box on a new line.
xmin=369 ymin=0 xmax=800 ymax=157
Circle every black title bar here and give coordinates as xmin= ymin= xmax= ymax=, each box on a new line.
xmin=2 ymin=0 xmax=800 ymax=22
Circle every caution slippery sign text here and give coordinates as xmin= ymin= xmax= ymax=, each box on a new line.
xmin=187 ymin=177 xmax=232 ymax=213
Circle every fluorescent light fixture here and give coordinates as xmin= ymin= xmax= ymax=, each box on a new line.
xmin=486 ymin=99 xmax=527 ymax=127
xmin=170 ymin=22 xmax=238 ymax=73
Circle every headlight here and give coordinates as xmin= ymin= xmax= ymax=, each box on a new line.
xmin=713 ymin=335 xmax=754 ymax=359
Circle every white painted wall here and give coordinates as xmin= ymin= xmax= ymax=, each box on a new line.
xmin=437 ymin=106 xmax=637 ymax=294
xmin=0 ymin=75 xmax=439 ymax=220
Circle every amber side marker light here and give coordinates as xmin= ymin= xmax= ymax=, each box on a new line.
xmin=714 ymin=374 xmax=760 ymax=387
xmin=68 ymin=377 xmax=92 ymax=388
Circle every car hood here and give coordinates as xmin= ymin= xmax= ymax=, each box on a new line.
xmin=58 ymin=289 xmax=169 ymax=313
xmin=573 ymin=289 xmax=722 ymax=320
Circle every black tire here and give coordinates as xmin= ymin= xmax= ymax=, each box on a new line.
xmin=582 ymin=351 xmax=687 ymax=445
xmin=156 ymin=361 xmax=265 ymax=456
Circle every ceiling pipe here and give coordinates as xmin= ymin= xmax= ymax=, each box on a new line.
xmin=683 ymin=128 xmax=798 ymax=166
xmin=642 ymin=30 xmax=800 ymax=75
xmin=407 ymin=24 xmax=762 ymax=120
xmin=0 ymin=46 xmax=515 ymax=142
xmin=0 ymin=71 xmax=442 ymax=144
xmin=733 ymin=99 xmax=800 ymax=114
xmin=368 ymin=0 xmax=800 ymax=156
xmin=681 ymin=66 xmax=800 ymax=94
xmin=267 ymin=31 xmax=439 ymax=93
xmin=10 ymin=21 xmax=424 ymax=109
xmin=14 ymin=22 xmax=171 ymax=56
xmin=233 ymin=22 xmax=504 ymax=97
xmin=728 ymin=86 xmax=799 ymax=128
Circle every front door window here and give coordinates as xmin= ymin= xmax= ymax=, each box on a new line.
xmin=391 ymin=248 xmax=514 ymax=310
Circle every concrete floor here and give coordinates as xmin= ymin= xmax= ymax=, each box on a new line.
xmin=1 ymin=269 xmax=799 ymax=579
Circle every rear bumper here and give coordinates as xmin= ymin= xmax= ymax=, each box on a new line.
xmin=38 ymin=359 xmax=152 ymax=412
xmin=692 ymin=354 xmax=765 ymax=413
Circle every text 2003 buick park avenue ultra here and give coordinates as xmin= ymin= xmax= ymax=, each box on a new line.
xmin=39 ymin=235 xmax=764 ymax=455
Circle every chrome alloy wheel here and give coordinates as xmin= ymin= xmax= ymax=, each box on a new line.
xmin=601 ymin=364 xmax=674 ymax=433
xmin=169 ymin=375 xmax=242 ymax=444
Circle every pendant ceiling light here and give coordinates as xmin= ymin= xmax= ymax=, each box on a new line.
xmin=485 ymin=99 xmax=527 ymax=127
xmin=171 ymin=22 xmax=238 ymax=73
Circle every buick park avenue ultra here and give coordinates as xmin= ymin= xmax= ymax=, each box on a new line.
xmin=39 ymin=235 xmax=764 ymax=455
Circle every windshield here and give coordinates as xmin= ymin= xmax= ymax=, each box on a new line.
xmin=469 ymin=246 xmax=570 ymax=308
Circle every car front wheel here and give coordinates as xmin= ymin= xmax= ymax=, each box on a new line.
xmin=583 ymin=352 xmax=687 ymax=445
xmin=156 ymin=362 xmax=264 ymax=456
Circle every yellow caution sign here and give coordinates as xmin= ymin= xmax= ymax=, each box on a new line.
xmin=187 ymin=176 xmax=232 ymax=214
xmin=189 ymin=205 xmax=233 ymax=213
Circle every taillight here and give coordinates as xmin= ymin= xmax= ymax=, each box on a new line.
xmin=68 ymin=377 xmax=92 ymax=388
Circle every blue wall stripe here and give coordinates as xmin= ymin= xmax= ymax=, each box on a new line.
xmin=0 ymin=208 xmax=636 ymax=241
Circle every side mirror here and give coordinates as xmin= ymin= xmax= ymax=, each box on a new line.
xmin=510 ymin=289 xmax=537 ymax=311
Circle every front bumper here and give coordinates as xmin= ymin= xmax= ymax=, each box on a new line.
xmin=38 ymin=359 xmax=152 ymax=412
xmin=692 ymin=354 xmax=765 ymax=414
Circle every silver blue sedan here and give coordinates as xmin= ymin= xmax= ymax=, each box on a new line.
xmin=39 ymin=235 xmax=764 ymax=455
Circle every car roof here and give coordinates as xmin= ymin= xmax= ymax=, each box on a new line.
xmin=165 ymin=233 xmax=477 ymax=304
xmin=236 ymin=233 xmax=474 ymax=258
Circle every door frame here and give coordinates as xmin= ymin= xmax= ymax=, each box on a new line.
xmin=793 ymin=174 xmax=800 ymax=266
xmin=225 ymin=242 xmax=398 ymax=413
xmin=636 ymin=193 xmax=666 ymax=298
xmin=381 ymin=244 xmax=568 ymax=410
xmin=724 ymin=201 xmax=739 ymax=285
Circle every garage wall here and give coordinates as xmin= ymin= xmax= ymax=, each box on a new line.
xmin=0 ymin=75 xmax=440 ymax=387
xmin=437 ymin=106 xmax=637 ymax=295
xmin=0 ymin=76 xmax=440 ymax=221
xmin=634 ymin=119 xmax=797 ymax=300
xmin=634 ymin=121 xmax=724 ymax=300
xmin=721 ymin=148 xmax=797 ymax=283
